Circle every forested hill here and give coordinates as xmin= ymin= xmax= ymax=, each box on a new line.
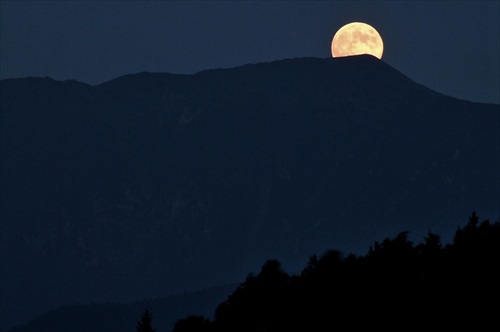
xmin=173 ymin=212 xmax=500 ymax=332
xmin=8 ymin=212 xmax=499 ymax=332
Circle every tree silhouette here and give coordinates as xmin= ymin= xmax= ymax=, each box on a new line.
xmin=214 ymin=259 xmax=289 ymax=332
xmin=136 ymin=309 xmax=155 ymax=332
xmin=173 ymin=212 xmax=500 ymax=331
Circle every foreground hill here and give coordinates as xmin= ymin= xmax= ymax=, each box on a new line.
xmin=1 ymin=55 xmax=499 ymax=330
xmin=8 ymin=212 xmax=500 ymax=332
xmin=174 ymin=212 xmax=500 ymax=332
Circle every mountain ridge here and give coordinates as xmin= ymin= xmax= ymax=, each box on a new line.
xmin=3 ymin=55 xmax=496 ymax=107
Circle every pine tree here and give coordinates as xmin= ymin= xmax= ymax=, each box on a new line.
xmin=136 ymin=309 xmax=156 ymax=332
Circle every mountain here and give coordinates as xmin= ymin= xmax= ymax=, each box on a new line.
xmin=1 ymin=55 xmax=499 ymax=331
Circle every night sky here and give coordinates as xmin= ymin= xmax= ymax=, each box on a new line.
xmin=1 ymin=1 xmax=499 ymax=104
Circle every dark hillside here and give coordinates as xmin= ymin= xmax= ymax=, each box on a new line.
xmin=174 ymin=212 xmax=500 ymax=332
xmin=1 ymin=55 xmax=498 ymax=331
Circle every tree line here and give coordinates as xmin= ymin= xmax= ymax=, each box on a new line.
xmin=137 ymin=211 xmax=499 ymax=332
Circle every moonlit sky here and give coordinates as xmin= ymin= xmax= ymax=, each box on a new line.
xmin=1 ymin=1 xmax=499 ymax=104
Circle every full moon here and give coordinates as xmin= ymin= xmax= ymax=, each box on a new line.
xmin=331 ymin=22 xmax=384 ymax=59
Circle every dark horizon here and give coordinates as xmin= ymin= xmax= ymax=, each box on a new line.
xmin=1 ymin=1 xmax=498 ymax=104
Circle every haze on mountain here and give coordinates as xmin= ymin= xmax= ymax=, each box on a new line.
xmin=1 ymin=55 xmax=498 ymax=331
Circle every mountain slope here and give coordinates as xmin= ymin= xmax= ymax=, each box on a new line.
xmin=1 ymin=55 xmax=499 ymax=331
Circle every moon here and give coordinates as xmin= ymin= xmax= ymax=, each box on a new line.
xmin=331 ymin=22 xmax=384 ymax=59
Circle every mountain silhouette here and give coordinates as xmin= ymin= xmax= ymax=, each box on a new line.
xmin=1 ymin=55 xmax=499 ymax=331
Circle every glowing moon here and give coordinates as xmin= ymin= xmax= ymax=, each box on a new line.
xmin=331 ymin=22 xmax=384 ymax=59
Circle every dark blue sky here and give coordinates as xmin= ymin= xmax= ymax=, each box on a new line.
xmin=1 ymin=1 xmax=499 ymax=104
